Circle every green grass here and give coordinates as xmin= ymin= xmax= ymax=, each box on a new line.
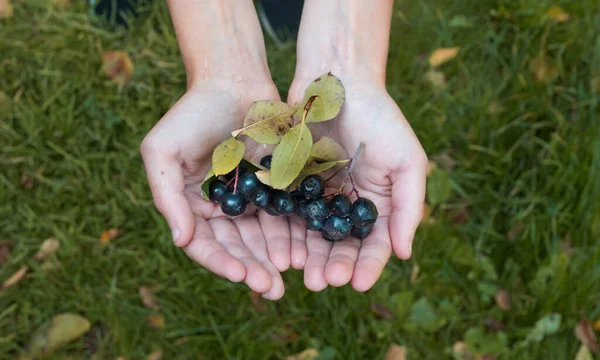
xmin=1 ymin=0 xmax=600 ymax=359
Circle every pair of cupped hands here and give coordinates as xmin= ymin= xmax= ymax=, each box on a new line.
xmin=140 ymin=71 xmax=428 ymax=300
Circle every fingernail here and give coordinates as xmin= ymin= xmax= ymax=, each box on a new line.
xmin=171 ymin=228 xmax=180 ymax=243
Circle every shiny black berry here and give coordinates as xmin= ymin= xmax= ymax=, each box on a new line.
xmin=208 ymin=180 xmax=228 ymax=203
xmin=299 ymin=175 xmax=324 ymax=199
xmin=306 ymin=197 xmax=329 ymax=220
xmin=295 ymin=197 xmax=309 ymax=217
xmin=328 ymin=194 xmax=352 ymax=217
xmin=250 ymin=186 xmax=272 ymax=210
xmin=349 ymin=198 xmax=379 ymax=226
xmin=220 ymin=192 xmax=247 ymax=216
xmin=238 ymin=173 xmax=260 ymax=198
xmin=307 ymin=217 xmax=324 ymax=231
xmin=265 ymin=204 xmax=279 ymax=216
xmin=271 ymin=191 xmax=297 ymax=216
xmin=351 ymin=223 xmax=374 ymax=239
xmin=322 ymin=216 xmax=352 ymax=241
xmin=260 ymin=155 xmax=272 ymax=169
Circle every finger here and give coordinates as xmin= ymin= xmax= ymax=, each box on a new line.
xmin=182 ymin=216 xmax=246 ymax=282
xmin=233 ymin=216 xmax=285 ymax=300
xmin=258 ymin=211 xmax=291 ymax=272
xmin=141 ymin=139 xmax=195 ymax=247
xmin=389 ymin=157 xmax=427 ymax=259
xmin=209 ymin=218 xmax=272 ymax=293
xmin=303 ymin=231 xmax=333 ymax=292
xmin=289 ymin=217 xmax=308 ymax=270
xmin=325 ymin=237 xmax=361 ymax=287
xmin=351 ymin=217 xmax=392 ymax=292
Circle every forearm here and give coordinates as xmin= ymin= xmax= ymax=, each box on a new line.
xmin=166 ymin=0 xmax=272 ymax=87
xmin=295 ymin=0 xmax=394 ymax=86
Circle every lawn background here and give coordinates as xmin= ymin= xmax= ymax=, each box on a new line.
xmin=1 ymin=0 xmax=600 ymax=359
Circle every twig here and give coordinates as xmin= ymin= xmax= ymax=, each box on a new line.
xmin=349 ymin=174 xmax=360 ymax=198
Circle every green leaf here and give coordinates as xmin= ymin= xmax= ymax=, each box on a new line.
xmin=407 ymin=297 xmax=447 ymax=332
xmin=200 ymin=170 xmax=215 ymax=201
xmin=311 ymin=137 xmax=347 ymax=162
xmin=270 ymin=123 xmax=313 ymax=189
xmin=521 ymin=313 xmax=562 ymax=346
xmin=231 ymin=100 xmax=295 ymax=144
xmin=476 ymin=255 xmax=498 ymax=281
xmin=212 ymin=138 xmax=245 ymax=176
xmin=25 ymin=313 xmax=91 ymax=358
xmin=302 ymin=73 xmax=345 ymax=123
xmin=289 ymin=160 xmax=349 ymax=190
xmin=390 ymin=291 xmax=414 ymax=321
xmin=464 ymin=327 xmax=506 ymax=355
xmin=426 ymin=168 xmax=453 ymax=206
xmin=255 ymin=170 xmax=271 ymax=186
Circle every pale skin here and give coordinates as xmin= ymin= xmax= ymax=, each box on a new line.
xmin=141 ymin=0 xmax=427 ymax=299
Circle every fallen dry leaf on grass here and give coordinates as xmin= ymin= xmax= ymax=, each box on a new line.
xmin=384 ymin=344 xmax=407 ymax=360
xmin=575 ymin=319 xmax=598 ymax=353
xmin=0 ymin=0 xmax=13 ymax=18
xmin=370 ymin=303 xmax=395 ymax=320
xmin=34 ymin=237 xmax=60 ymax=260
xmin=495 ymin=289 xmax=511 ymax=311
xmin=250 ymin=291 xmax=265 ymax=311
xmin=285 ymin=348 xmax=319 ymax=360
xmin=0 ymin=240 xmax=12 ymax=266
xmin=25 ymin=313 xmax=91 ymax=358
xmin=21 ymin=173 xmax=34 ymax=189
xmin=102 ymin=51 xmax=134 ymax=86
xmin=2 ymin=265 xmax=28 ymax=289
xmin=100 ymin=228 xmax=123 ymax=245
xmin=147 ymin=349 xmax=163 ymax=360
xmin=546 ymin=6 xmax=569 ymax=23
xmin=429 ymin=47 xmax=460 ymax=67
xmin=147 ymin=314 xmax=165 ymax=329
xmin=139 ymin=286 xmax=159 ymax=310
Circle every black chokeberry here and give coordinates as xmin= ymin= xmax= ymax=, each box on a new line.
xmin=307 ymin=217 xmax=324 ymax=231
xmin=208 ymin=180 xmax=228 ymax=203
xmin=306 ymin=197 xmax=329 ymax=220
xmin=351 ymin=223 xmax=374 ymax=239
xmin=260 ymin=155 xmax=272 ymax=169
xmin=299 ymin=175 xmax=324 ymax=199
xmin=295 ymin=197 xmax=309 ymax=217
xmin=220 ymin=192 xmax=247 ymax=216
xmin=322 ymin=216 xmax=352 ymax=241
xmin=250 ymin=186 xmax=272 ymax=210
xmin=271 ymin=191 xmax=297 ymax=216
xmin=265 ymin=204 xmax=279 ymax=216
xmin=349 ymin=198 xmax=379 ymax=227
xmin=328 ymin=194 xmax=352 ymax=217
xmin=238 ymin=172 xmax=260 ymax=198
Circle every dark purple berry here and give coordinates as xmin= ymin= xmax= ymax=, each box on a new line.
xmin=238 ymin=172 xmax=260 ymax=198
xmin=260 ymin=155 xmax=272 ymax=169
xmin=208 ymin=180 xmax=228 ymax=203
xmin=351 ymin=223 xmax=374 ymax=239
xmin=265 ymin=204 xmax=279 ymax=216
xmin=299 ymin=175 xmax=324 ymax=199
xmin=271 ymin=191 xmax=297 ymax=216
xmin=349 ymin=198 xmax=378 ymax=227
xmin=307 ymin=217 xmax=324 ymax=231
xmin=306 ymin=197 xmax=329 ymax=220
xmin=250 ymin=186 xmax=272 ymax=210
xmin=220 ymin=192 xmax=247 ymax=216
xmin=322 ymin=216 xmax=351 ymax=241
xmin=328 ymin=194 xmax=352 ymax=217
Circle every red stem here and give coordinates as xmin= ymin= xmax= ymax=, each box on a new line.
xmin=349 ymin=174 xmax=360 ymax=198
xmin=233 ymin=166 xmax=240 ymax=194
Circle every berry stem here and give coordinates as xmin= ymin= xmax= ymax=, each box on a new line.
xmin=233 ymin=166 xmax=240 ymax=194
xmin=349 ymin=174 xmax=360 ymax=198
xmin=225 ymin=177 xmax=235 ymax=188
xmin=324 ymin=163 xmax=350 ymax=183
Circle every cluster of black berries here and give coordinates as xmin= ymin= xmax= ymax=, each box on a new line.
xmin=208 ymin=155 xmax=378 ymax=242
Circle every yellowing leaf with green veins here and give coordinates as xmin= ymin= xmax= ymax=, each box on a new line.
xmin=200 ymin=169 xmax=215 ymax=201
xmin=311 ymin=137 xmax=347 ymax=162
xmin=289 ymin=160 xmax=349 ymax=189
xmin=302 ymin=73 xmax=345 ymax=123
xmin=255 ymin=170 xmax=271 ymax=186
xmin=212 ymin=138 xmax=245 ymax=176
xmin=231 ymin=100 xmax=295 ymax=144
xmin=25 ymin=313 xmax=91 ymax=358
xmin=270 ymin=123 xmax=313 ymax=189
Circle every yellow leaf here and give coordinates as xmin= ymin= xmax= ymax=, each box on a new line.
xmin=311 ymin=137 xmax=347 ymax=162
xmin=546 ymin=6 xmax=569 ymax=23
xmin=102 ymin=51 xmax=134 ymax=86
xmin=425 ymin=69 xmax=447 ymax=90
xmin=255 ymin=170 xmax=271 ymax=186
xmin=428 ymin=47 xmax=460 ymax=67
xmin=285 ymin=348 xmax=319 ymax=360
xmin=270 ymin=123 xmax=313 ymax=189
xmin=147 ymin=314 xmax=165 ymax=329
xmin=530 ymin=55 xmax=557 ymax=82
xmin=34 ymin=237 xmax=60 ymax=260
xmin=302 ymin=73 xmax=345 ymax=123
xmin=2 ymin=265 xmax=28 ymax=289
xmin=575 ymin=345 xmax=593 ymax=360
xmin=100 ymin=228 xmax=123 ymax=245
xmin=147 ymin=349 xmax=163 ymax=360
xmin=384 ymin=344 xmax=407 ymax=360
xmin=26 ymin=313 xmax=91 ymax=358
xmin=0 ymin=0 xmax=13 ymax=18
xmin=232 ymin=100 xmax=295 ymax=144
xmin=211 ymin=137 xmax=245 ymax=176
xmin=139 ymin=286 xmax=159 ymax=310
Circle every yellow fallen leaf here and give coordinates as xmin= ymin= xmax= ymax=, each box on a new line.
xmin=100 ymin=228 xmax=123 ymax=245
xmin=384 ymin=344 xmax=407 ymax=360
xmin=285 ymin=348 xmax=319 ymax=360
xmin=546 ymin=6 xmax=569 ymax=23
xmin=25 ymin=313 xmax=91 ymax=358
xmin=429 ymin=47 xmax=460 ymax=67
xmin=425 ymin=69 xmax=447 ymax=90
xmin=0 ymin=0 xmax=13 ymax=18
xmin=102 ymin=51 xmax=134 ymax=86
xmin=530 ymin=55 xmax=557 ymax=82
xmin=2 ymin=265 xmax=28 ymax=289
xmin=34 ymin=237 xmax=60 ymax=260
xmin=147 ymin=349 xmax=163 ymax=360
xmin=139 ymin=286 xmax=159 ymax=310
xmin=147 ymin=314 xmax=165 ymax=329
